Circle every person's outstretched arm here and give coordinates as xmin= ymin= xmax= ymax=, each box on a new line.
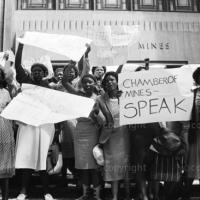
xmin=62 ymin=75 xmax=82 ymax=95
xmin=76 ymin=44 xmax=91 ymax=89
xmin=15 ymin=43 xmax=31 ymax=84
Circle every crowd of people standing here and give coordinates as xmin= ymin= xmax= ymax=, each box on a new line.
xmin=0 ymin=41 xmax=200 ymax=200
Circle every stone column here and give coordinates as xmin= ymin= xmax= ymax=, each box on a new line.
xmin=0 ymin=0 xmax=5 ymax=50
xmin=3 ymin=0 xmax=16 ymax=50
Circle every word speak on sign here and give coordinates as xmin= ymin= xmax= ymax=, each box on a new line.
xmin=119 ymin=68 xmax=194 ymax=125
xmin=123 ymin=97 xmax=186 ymax=119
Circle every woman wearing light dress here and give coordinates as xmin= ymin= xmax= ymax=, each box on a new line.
xmin=14 ymin=42 xmax=55 ymax=200
xmin=0 ymin=68 xmax=15 ymax=200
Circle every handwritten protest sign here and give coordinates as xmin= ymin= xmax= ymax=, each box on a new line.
xmin=119 ymin=68 xmax=194 ymax=125
xmin=0 ymin=50 xmax=15 ymax=67
xmin=1 ymin=84 xmax=94 ymax=126
xmin=0 ymin=51 xmax=17 ymax=87
xmin=86 ymin=25 xmax=139 ymax=66
xmin=17 ymin=32 xmax=92 ymax=62
xmin=0 ymin=52 xmax=5 ymax=67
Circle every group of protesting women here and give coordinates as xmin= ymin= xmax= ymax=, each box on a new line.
xmin=0 ymin=40 xmax=200 ymax=200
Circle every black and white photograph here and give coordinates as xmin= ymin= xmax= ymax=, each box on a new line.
xmin=0 ymin=1 xmax=200 ymax=200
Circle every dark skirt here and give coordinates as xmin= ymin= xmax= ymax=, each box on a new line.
xmin=103 ymin=126 xmax=130 ymax=182
xmin=60 ymin=119 xmax=76 ymax=158
xmin=0 ymin=117 xmax=15 ymax=178
xmin=149 ymin=151 xmax=184 ymax=182
xmin=74 ymin=118 xmax=99 ymax=169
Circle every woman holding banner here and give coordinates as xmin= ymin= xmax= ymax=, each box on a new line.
xmin=92 ymin=71 xmax=130 ymax=200
xmin=62 ymin=73 xmax=102 ymax=200
xmin=52 ymin=45 xmax=91 ymax=187
xmin=14 ymin=42 xmax=56 ymax=200
xmin=52 ymin=63 xmax=78 ymax=187
xmin=0 ymin=67 xmax=15 ymax=200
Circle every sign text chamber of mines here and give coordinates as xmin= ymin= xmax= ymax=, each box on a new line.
xmin=119 ymin=69 xmax=193 ymax=125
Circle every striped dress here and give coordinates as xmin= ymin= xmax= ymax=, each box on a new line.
xmin=187 ymin=88 xmax=200 ymax=179
xmin=149 ymin=121 xmax=188 ymax=182
xmin=0 ymin=88 xmax=15 ymax=178
xmin=149 ymin=151 xmax=184 ymax=182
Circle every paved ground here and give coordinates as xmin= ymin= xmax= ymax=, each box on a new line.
xmin=2 ymin=174 xmax=200 ymax=200
xmin=6 ymin=183 xmax=200 ymax=200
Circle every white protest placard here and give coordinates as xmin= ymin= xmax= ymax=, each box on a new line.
xmin=119 ymin=68 xmax=194 ymax=125
xmin=17 ymin=32 xmax=92 ymax=62
xmin=0 ymin=52 xmax=4 ymax=59
xmin=0 ymin=50 xmax=15 ymax=66
xmin=103 ymin=25 xmax=139 ymax=47
xmin=1 ymin=84 xmax=94 ymax=126
xmin=87 ymin=25 xmax=139 ymax=66
xmin=0 ymin=52 xmax=5 ymax=67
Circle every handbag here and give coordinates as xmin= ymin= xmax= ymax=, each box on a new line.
xmin=46 ymin=142 xmax=60 ymax=173
xmin=93 ymin=144 xmax=104 ymax=166
xmin=152 ymin=127 xmax=181 ymax=156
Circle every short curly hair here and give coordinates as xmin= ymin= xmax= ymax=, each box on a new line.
xmin=193 ymin=67 xmax=200 ymax=84
xmin=63 ymin=63 xmax=78 ymax=79
xmin=102 ymin=71 xmax=118 ymax=92
xmin=92 ymin=66 xmax=106 ymax=75
xmin=81 ymin=74 xmax=97 ymax=84
xmin=31 ymin=63 xmax=49 ymax=77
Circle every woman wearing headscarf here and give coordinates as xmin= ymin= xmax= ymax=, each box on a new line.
xmin=92 ymin=71 xmax=130 ymax=200
xmin=0 ymin=68 xmax=15 ymax=200
xmin=14 ymin=42 xmax=55 ymax=200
